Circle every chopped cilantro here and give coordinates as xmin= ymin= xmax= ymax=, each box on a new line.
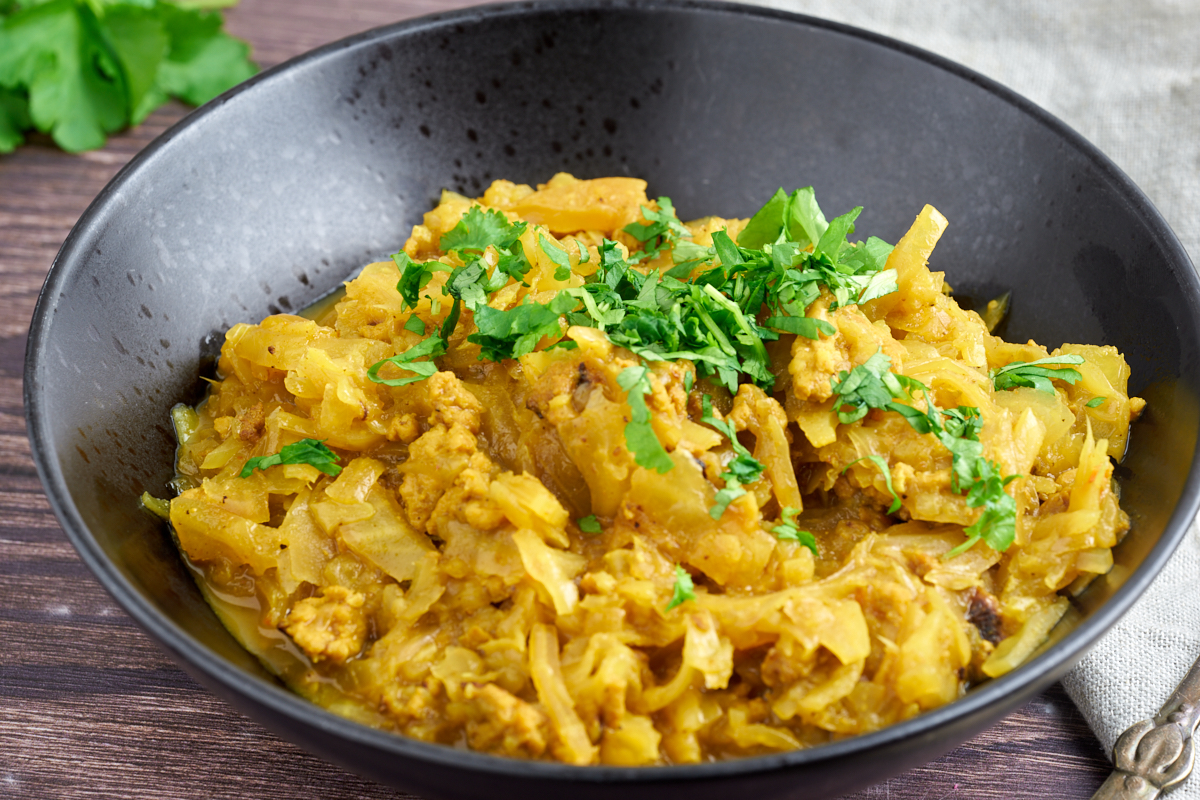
xmin=441 ymin=206 xmax=527 ymax=257
xmin=616 ymin=366 xmax=674 ymax=474
xmin=772 ymin=507 xmax=818 ymax=555
xmin=537 ymin=233 xmax=573 ymax=281
xmin=403 ymin=315 xmax=426 ymax=336
xmin=0 ymin=0 xmax=255 ymax=153
xmin=623 ymin=198 xmax=691 ymax=262
xmin=366 ymin=336 xmax=446 ymax=387
xmin=843 ymin=454 xmax=902 ymax=514
xmin=468 ymin=293 xmax=575 ymax=361
xmin=991 ymin=355 xmax=1084 ymax=394
xmin=578 ymin=515 xmax=602 ymax=534
xmin=665 ymin=563 xmax=696 ymax=611
xmin=700 ymin=395 xmax=766 ymax=519
xmin=1086 ymin=397 xmax=1106 ymax=408
xmin=240 ymin=438 xmax=341 ymax=479
xmin=830 ymin=349 xmax=1020 ymax=554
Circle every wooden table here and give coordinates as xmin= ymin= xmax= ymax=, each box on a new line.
xmin=0 ymin=1 xmax=1115 ymax=797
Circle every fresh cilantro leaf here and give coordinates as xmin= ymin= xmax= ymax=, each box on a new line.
xmin=840 ymin=236 xmax=895 ymax=274
xmin=441 ymin=206 xmax=526 ymax=256
xmin=843 ymin=454 xmax=902 ymax=514
xmin=623 ymin=198 xmax=691 ymax=262
xmin=0 ymin=0 xmax=254 ymax=152
xmin=665 ymin=563 xmax=696 ymax=611
xmin=946 ymin=461 xmax=1019 ymax=557
xmin=0 ymin=85 xmax=30 ymax=153
xmin=616 ymin=365 xmax=674 ymax=474
xmin=853 ymin=267 xmax=899 ymax=305
xmin=786 ymin=187 xmax=828 ymax=248
xmin=683 ymin=370 xmax=694 ymax=393
xmin=240 ymin=438 xmax=342 ymax=479
xmin=0 ymin=0 xmax=128 ymax=152
xmin=830 ymin=350 xmax=900 ymax=423
xmin=403 ymin=315 xmax=426 ymax=336
xmin=700 ymin=395 xmax=765 ymax=519
xmin=152 ymin=3 xmax=254 ymax=108
xmin=578 ymin=515 xmax=602 ymax=535
xmin=772 ymin=507 xmax=818 ymax=555
xmin=366 ymin=335 xmax=446 ymax=387
xmin=737 ymin=188 xmax=789 ymax=249
xmin=538 ymin=233 xmax=572 ymax=281
xmin=394 ymin=251 xmax=438 ymax=310
xmin=468 ymin=293 xmax=573 ymax=361
xmin=762 ymin=315 xmax=836 ymax=340
xmin=814 ymin=206 xmax=862 ymax=261
xmin=1086 ymin=397 xmax=1106 ymax=408
xmin=991 ymin=354 xmax=1085 ymax=394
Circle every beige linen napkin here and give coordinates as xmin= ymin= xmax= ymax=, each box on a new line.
xmin=749 ymin=0 xmax=1200 ymax=790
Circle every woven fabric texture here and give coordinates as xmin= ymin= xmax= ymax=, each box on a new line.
xmin=749 ymin=0 xmax=1200 ymax=791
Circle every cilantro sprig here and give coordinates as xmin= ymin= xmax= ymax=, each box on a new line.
xmin=830 ymin=350 xmax=1020 ymax=554
xmin=699 ymin=395 xmax=765 ymax=519
xmin=616 ymin=366 xmax=674 ymax=474
xmin=665 ymin=563 xmax=696 ymax=611
xmin=772 ymin=507 xmax=818 ymax=555
xmin=623 ymin=198 xmax=691 ymax=263
xmin=0 ymin=0 xmax=256 ymax=153
xmin=372 ymin=187 xmax=901 ymax=506
xmin=990 ymin=354 xmax=1084 ymax=394
xmin=240 ymin=438 xmax=341 ymax=479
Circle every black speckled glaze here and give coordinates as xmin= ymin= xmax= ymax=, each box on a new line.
xmin=24 ymin=2 xmax=1200 ymax=798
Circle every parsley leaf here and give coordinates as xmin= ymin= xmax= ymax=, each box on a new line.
xmin=240 ymin=438 xmax=341 ymax=479
xmin=578 ymin=515 xmax=602 ymax=534
xmin=616 ymin=365 xmax=674 ymax=474
xmin=991 ymin=354 xmax=1084 ymax=394
xmin=1086 ymin=397 xmax=1106 ymax=408
xmin=366 ymin=336 xmax=447 ymax=387
xmin=665 ymin=563 xmax=696 ymax=611
xmin=772 ymin=506 xmax=818 ymax=555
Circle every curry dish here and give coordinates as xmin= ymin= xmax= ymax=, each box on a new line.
xmin=162 ymin=174 xmax=1143 ymax=765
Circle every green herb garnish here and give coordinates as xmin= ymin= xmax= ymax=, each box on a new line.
xmin=700 ymin=395 xmax=765 ymax=518
xmin=623 ymin=198 xmax=691 ymax=263
xmin=1086 ymin=397 xmax=1106 ymax=408
xmin=616 ymin=366 xmax=674 ymax=474
xmin=843 ymin=454 xmax=902 ymax=514
xmin=665 ymin=563 xmax=696 ymax=611
xmin=578 ymin=515 xmax=602 ymax=534
xmin=771 ymin=507 xmax=818 ymax=555
xmin=367 ymin=336 xmax=447 ymax=387
xmin=830 ymin=349 xmax=1020 ymax=554
xmin=0 ymin=0 xmax=256 ymax=154
xmin=991 ymin=355 xmax=1084 ymax=394
xmin=240 ymin=438 xmax=341 ymax=479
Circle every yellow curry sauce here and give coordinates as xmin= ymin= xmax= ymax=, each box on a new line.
xmin=164 ymin=174 xmax=1142 ymax=765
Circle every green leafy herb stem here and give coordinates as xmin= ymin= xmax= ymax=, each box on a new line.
xmin=240 ymin=438 xmax=342 ymax=479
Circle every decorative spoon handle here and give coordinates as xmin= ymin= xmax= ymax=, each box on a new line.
xmin=1091 ymin=652 xmax=1200 ymax=800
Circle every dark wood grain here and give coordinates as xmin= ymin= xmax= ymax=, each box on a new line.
xmin=0 ymin=2 xmax=1113 ymax=798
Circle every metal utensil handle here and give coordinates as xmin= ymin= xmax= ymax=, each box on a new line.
xmin=1091 ymin=653 xmax=1200 ymax=800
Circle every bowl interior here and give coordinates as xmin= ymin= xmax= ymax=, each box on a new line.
xmin=26 ymin=2 xmax=1200 ymax=797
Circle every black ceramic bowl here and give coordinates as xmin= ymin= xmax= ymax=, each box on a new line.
xmin=25 ymin=2 xmax=1200 ymax=798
